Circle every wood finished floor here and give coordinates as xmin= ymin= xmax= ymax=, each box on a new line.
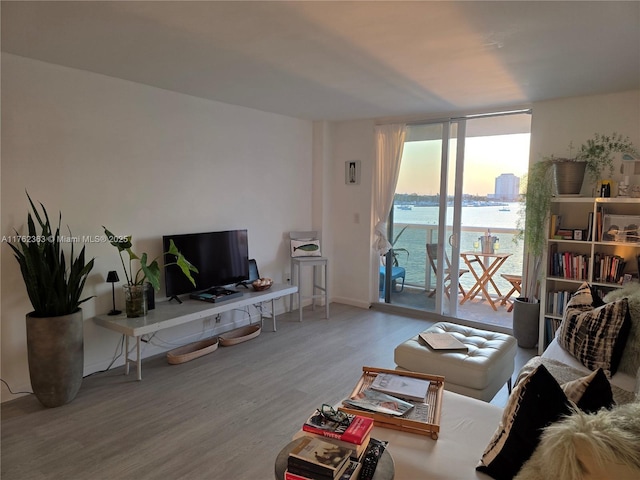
xmin=1 ymin=304 xmax=535 ymax=480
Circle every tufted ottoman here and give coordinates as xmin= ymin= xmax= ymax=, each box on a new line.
xmin=394 ymin=322 xmax=517 ymax=402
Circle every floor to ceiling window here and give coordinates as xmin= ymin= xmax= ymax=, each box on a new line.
xmin=379 ymin=111 xmax=531 ymax=330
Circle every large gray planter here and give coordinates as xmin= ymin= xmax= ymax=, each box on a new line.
xmin=512 ymin=297 xmax=540 ymax=349
xmin=26 ymin=309 xmax=84 ymax=408
xmin=552 ymin=160 xmax=587 ymax=195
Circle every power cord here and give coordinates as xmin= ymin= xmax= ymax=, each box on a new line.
xmin=0 ymin=378 xmax=32 ymax=396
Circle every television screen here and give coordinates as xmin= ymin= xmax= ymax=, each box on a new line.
xmin=163 ymin=229 xmax=249 ymax=298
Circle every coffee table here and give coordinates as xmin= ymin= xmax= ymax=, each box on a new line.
xmin=274 ymin=437 xmax=394 ymax=479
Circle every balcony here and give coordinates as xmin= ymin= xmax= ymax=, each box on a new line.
xmin=381 ymin=223 xmax=523 ymax=329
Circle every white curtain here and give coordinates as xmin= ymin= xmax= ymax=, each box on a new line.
xmin=373 ymin=123 xmax=407 ymax=255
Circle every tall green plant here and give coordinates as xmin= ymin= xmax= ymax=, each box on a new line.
xmin=8 ymin=194 xmax=95 ymax=317
xmin=516 ymin=161 xmax=554 ymax=302
xmin=102 ymin=226 xmax=198 ymax=291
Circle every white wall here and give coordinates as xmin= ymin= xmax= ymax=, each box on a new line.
xmin=1 ymin=54 xmax=313 ymax=401
xmin=328 ymin=120 xmax=375 ymax=309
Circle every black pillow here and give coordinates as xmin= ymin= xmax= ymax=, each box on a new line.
xmin=561 ymin=368 xmax=614 ymax=414
xmin=477 ymin=365 xmax=572 ymax=480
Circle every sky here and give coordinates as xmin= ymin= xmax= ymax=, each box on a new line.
xmin=397 ymin=133 xmax=531 ymax=197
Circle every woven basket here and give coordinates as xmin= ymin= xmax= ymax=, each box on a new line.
xmin=166 ymin=337 xmax=219 ymax=364
xmin=219 ymin=324 xmax=261 ymax=346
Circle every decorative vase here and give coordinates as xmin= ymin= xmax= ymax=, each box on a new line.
xmin=552 ymin=160 xmax=587 ymax=195
xmin=124 ymin=284 xmax=147 ymax=318
xmin=145 ymin=282 xmax=155 ymax=310
xmin=26 ymin=309 xmax=84 ymax=408
xmin=512 ymin=297 xmax=540 ymax=348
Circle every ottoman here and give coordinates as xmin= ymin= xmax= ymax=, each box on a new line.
xmin=394 ymin=322 xmax=517 ymax=402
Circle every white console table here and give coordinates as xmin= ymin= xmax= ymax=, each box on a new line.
xmin=93 ymin=284 xmax=297 ymax=380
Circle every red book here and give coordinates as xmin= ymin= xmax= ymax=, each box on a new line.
xmin=302 ymin=409 xmax=374 ymax=445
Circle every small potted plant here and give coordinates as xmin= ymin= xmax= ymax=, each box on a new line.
xmin=103 ymin=227 xmax=198 ymax=317
xmin=577 ymin=132 xmax=640 ymax=187
xmin=8 ymin=193 xmax=95 ymax=407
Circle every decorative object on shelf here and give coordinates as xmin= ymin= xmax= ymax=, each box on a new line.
xmin=145 ymin=282 xmax=155 ymax=310
xmin=252 ymin=277 xmax=273 ymax=291
xmin=103 ymin=226 xmax=198 ymax=317
xmin=123 ymin=284 xmax=147 ymax=318
xmin=7 ymin=193 xmax=95 ymax=407
xmin=552 ymin=159 xmax=587 ymax=196
xmin=106 ymin=270 xmax=121 ymax=316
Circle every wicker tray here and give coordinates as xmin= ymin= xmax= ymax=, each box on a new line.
xmin=166 ymin=337 xmax=219 ymax=364
xmin=219 ymin=324 xmax=261 ymax=346
xmin=339 ymin=366 xmax=445 ymax=439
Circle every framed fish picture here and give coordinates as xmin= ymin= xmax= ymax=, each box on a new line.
xmin=290 ymin=239 xmax=322 ymax=257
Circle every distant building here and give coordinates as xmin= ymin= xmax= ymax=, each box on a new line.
xmin=495 ymin=173 xmax=520 ymax=201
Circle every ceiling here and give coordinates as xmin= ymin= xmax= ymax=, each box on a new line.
xmin=2 ymin=1 xmax=639 ymax=121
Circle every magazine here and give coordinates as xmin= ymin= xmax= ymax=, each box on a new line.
xmin=343 ymin=388 xmax=414 ymax=416
xmin=370 ymin=372 xmax=430 ymax=401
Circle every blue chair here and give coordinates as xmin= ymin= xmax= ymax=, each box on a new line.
xmin=379 ymin=265 xmax=406 ymax=296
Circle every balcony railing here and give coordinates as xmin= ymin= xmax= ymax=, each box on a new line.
xmin=391 ymin=223 xmax=523 ymax=295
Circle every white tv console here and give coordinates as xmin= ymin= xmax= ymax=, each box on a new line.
xmin=93 ymin=284 xmax=297 ymax=380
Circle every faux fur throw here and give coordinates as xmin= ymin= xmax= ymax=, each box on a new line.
xmin=515 ymin=402 xmax=640 ymax=480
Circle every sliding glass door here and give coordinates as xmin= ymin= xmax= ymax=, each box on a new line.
xmin=382 ymin=111 xmax=531 ymax=329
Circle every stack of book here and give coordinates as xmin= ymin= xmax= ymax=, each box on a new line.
xmin=286 ymin=409 xmax=374 ymax=479
xmin=285 ymin=436 xmax=358 ymax=480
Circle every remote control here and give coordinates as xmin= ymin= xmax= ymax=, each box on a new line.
xmin=358 ymin=438 xmax=388 ymax=480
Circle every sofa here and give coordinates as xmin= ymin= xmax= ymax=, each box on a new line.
xmin=386 ymin=282 xmax=639 ymax=480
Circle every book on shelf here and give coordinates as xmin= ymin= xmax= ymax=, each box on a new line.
xmin=294 ymin=429 xmax=371 ymax=461
xmin=369 ymin=372 xmax=430 ymax=402
xmin=288 ymin=436 xmax=352 ymax=480
xmin=550 ymin=214 xmax=561 ymax=237
xmin=302 ymin=409 xmax=374 ymax=445
xmin=342 ymin=388 xmax=414 ymax=416
xmin=419 ymin=332 xmax=467 ymax=352
xmin=586 ymin=212 xmax=594 ymax=241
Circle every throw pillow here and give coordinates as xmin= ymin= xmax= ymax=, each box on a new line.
xmin=556 ymin=282 xmax=631 ymax=376
xmin=476 ymin=365 xmax=572 ymax=480
xmin=290 ymin=239 xmax=321 ymax=257
xmin=561 ymin=368 xmax=614 ymax=414
xmin=604 ymin=283 xmax=640 ymax=376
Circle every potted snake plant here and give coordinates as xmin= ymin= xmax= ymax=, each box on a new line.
xmin=7 ymin=193 xmax=95 ymax=407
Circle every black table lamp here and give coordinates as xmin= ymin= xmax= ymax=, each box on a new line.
xmin=106 ymin=271 xmax=122 ymax=316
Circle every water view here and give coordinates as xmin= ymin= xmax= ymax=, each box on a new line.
xmin=390 ymin=202 xmax=524 ymax=294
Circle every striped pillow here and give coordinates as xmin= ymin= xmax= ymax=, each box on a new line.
xmin=557 ymin=283 xmax=631 ymax=377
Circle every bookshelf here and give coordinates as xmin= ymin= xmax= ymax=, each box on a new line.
xmin=541 ymin=197 xmax=640 ymax=349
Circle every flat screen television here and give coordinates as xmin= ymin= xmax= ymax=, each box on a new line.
xmin=163 ymin=229 xmax=249 ymax=299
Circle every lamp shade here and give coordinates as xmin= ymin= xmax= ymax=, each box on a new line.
xmin=106 ymin=271 xmax=119 ymax=283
